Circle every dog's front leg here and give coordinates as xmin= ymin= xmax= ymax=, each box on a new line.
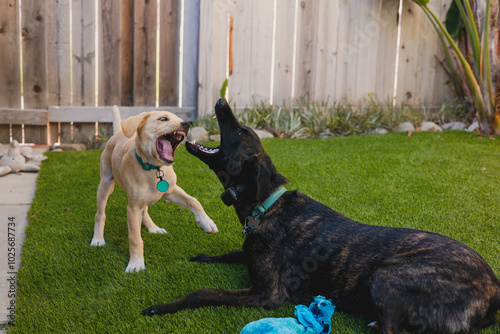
xmin=141 ymin=288 xmax=281 ymax=316
xmin=125 ymin=204 xmax=145 ymax=273
xmin=190 ymin=250 xmax=247 ymax=264
xmin=163 ymin=185 xmax=218 ymax=233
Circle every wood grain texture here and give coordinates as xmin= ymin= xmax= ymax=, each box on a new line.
xmin=45 ymin=0 xmax=71 ymax=106
xmin=0 ymin=0 xmax=21 ymax=109
xmin=0 ymin=109 xmax=47 ymax=125
xmin=159 ymin=0 xmax=179 ymax=106
xmin=21 ymin=0 xmax=47 ymax=109
xmin=180 ymin=0 xmax=200 ymax=109
xmin=121 ymin=0 xmax=134 ymax=106
xmin=100 ymin=0 xmax=122 ymax=106
xmin=133 ymin=0 xmax=157 ymax=106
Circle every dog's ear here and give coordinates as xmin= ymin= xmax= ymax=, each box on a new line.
xmin=254 ymin=159 xmax=272 ymax=203
xmin=121 ymin=112 xmax=150 ymax=138
xmin=254 ymin=154 xmax=289 ymax=203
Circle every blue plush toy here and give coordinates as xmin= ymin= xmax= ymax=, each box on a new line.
xmin=241 ymin=296 xmax=335 ymax=334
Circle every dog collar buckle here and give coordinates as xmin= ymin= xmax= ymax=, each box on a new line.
xmin=242 ymin=216 xmax=260 ymax=236
xmin=242 ymin=186 xmax=287 ymax=237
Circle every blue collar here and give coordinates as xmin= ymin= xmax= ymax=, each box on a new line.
xmin=242 ymin=185 xmax=287 ymax=236
xmin=135 ymin=149 xmax=161 ymax=171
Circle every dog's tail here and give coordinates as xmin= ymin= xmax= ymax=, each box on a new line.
xmin=112 ymin=105 xmax=122 ymax=134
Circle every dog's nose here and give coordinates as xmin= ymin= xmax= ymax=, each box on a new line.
xmin=181 ymin=121 xmax=190 ymax=129
xmin=217 ymin=98 xmax=228 ymax=107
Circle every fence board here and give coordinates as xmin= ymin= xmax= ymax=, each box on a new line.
xmin=395 ymin=0 xmax=421 ymax=105
xmin=45 ymin=0 xmax=71 ymax=106
xmin=333 ymin=0 xmax=351 ymax=102
xmin=100 ymin=0 xmax=122 ymax=106
xmin=212 ymin=0 xmax=230 ymax=106
xmin=48 ymin=106 xmax=195 ymax=123
xmin=413 ymin=0 xmax=440 ymax=105
xmin=374 ymin=0 xmax=399 ymax=103
xmin=354 ymin=0 xmax=381 ymax=103
xmin=272 ymin=0 xmax=296 ymax=105
xmin=0 ymin=109 xmax=46 ymax=125
xmin=433 ymin=0 xmax=453 ymax=103
xmin=197 ymin=0 xmax=215 ymax=116
xmin=197 ymin=0 xmax=229 ymax=116
xmin=73 ymin=0 xmax=97 ymax=106
xmin=228 ymin=0 xmax=252 ymax=109
xmin=21 ymin=0 xmax=47 ymax=109
xmin=312 ymin=0 xmax=339 ymax=102
xmin=21 ymin=0 xmax=48 ymax=143
xmin=0 ymin=0 xmax=19 ymax=144
xmin=0 ymin=0 xmax=21 ymax=109
xmin=121 ymin=0 xmax=134 ymax=106
xmin=159 ymin=0 xmax=179 ymax=106
xmin=181 ymin=0 xmax=200 ymax=107
xmin=250 ymin=0 xmax=274 ymax=104
xmin=181 ymin=0 xmax=200 ymax=109
xmin=134 ymin=0 xmax=157 ymax=106
xmin=293 ymin=0 xmax=316 ymax=101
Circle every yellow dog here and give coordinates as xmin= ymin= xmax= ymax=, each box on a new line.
xmin=91 ymin=106 xmax=217 ymax=272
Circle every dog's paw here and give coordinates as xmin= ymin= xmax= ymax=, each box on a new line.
xmin=189 ymin=254 xmax=214 ymax=263
xmin=125 ymin=258 xmax=145 ymax=273
xmin=195 ymin=213 xmax=218 ymax=234
xmin=140 ymin=306 xmax=157 ymax=317
xmin=148 ymin=227 xmax=167 ymax=234
xmin=90 ymin=238 xmax=106 ymax=246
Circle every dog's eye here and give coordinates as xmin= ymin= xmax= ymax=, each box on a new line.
xmin=238 ymin=129 xmax=243 ymax=136
xmin=159 ymin=117 xmax=169 ymax=122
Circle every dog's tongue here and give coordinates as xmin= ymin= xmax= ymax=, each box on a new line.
xmin=157 ymin=137 xmax=174 ymax=161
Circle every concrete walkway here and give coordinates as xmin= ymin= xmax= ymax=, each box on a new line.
xmin=0 ymin=147 xmax=46 ymax=326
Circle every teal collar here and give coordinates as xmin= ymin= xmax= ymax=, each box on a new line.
xmin=135 ymin=149 xmax=161 ymax=171
xmin=242 ymin=185 xmax=287 ymax=236
xmin=134 ymin=149 xmax=170 ymax=192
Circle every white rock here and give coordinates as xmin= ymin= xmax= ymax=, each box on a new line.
xmin=254 ymin=129 xmax=274 ymax=139
xmin=442 ymin=122 xmax=467 ymax=131
xmin=393 ymin=122 xmax=415 ymax=132
xmin=0 ymin=166 xmax=12 ymax=176
xmin=420 ymin=121 xmax=442 ymax=132
xmin=187 ymin=127 xmax=209 ymax=142
xmin=19 ymin=146 xmax=34 ymax=158
xmin=0 ymin=140 xmax=25 ymax=173
xmin=209 ymin=134 xmax=221 ymax=141
xmin=466 ymin=121 xmax=479 ymax=132
xmin=370 ymin=128 xmax=388 ymax=134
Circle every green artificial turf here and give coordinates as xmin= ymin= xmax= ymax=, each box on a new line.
xmin=12 ymin=131 xmax=500 ymax=333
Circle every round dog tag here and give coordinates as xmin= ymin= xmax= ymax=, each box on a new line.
xmin=157 ymin=180 xmax=169 ymax=192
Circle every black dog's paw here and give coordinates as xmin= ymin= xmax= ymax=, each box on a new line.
xmin=189 ymin=254 xmax=215 ymax=263
xmin=140 ymin=307 xmax=157 ymax=317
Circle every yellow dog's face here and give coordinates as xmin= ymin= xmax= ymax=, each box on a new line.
xmin=122 ymin=110 xmax=189 ymax=165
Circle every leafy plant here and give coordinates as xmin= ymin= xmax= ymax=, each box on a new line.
xmin=220 ymin=78 xmax=228 ymax=98
xmin=412 ymin=0 xmax=499 ymax=135
xmin=194 ymin=95 xmax=468 ymax=138
xmin=86 ymin=127 xmax=109 ymax=150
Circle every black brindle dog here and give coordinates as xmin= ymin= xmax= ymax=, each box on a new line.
xmin=142 ymin=98 xmax=500 ymax=334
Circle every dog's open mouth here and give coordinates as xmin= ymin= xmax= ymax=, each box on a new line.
xmin=186 ymin=140 xmax=220 ymax=155
xmin=156 ymin=131 xmax=186 ymax=163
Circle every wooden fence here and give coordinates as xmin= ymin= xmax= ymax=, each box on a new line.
xmin=199 ymin=0 xmax=453 ymax=113
xmin=0 ymin=0 xmax=453 ymax=145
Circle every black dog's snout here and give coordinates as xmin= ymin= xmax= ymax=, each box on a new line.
xmin=217 ymin=98 xmax=228 ymax=108
xmin=180 ymin=122 xmax=190 ymax=129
